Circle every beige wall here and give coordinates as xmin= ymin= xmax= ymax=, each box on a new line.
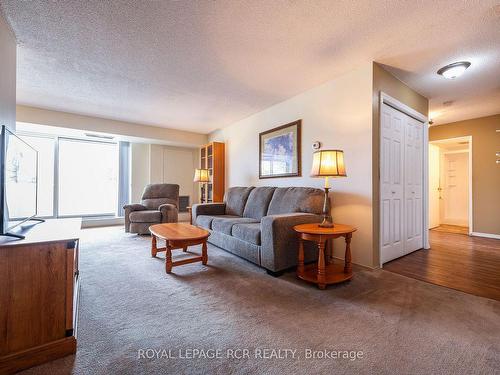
xmin=372 ymin=64 xmax=428 ymax=117
xmin=429 ymin=114 xmax=500 ymax=235
xmin=210 ymin=64 xmax=375 ymax=267
xmin=372 ymin=62 xmax=429 ymax=265
xmin=149 ymin=144 xmax=198 ymax=205
xmin=0 ymin=15 xmax=16 ymax=131
xmin=130 ymin=143 xmax=198 ymax=219
xmin=150 ymin=144 xmax=164 ymax=184
xmin=162 ymin=146 xmax=199 ymax=206
xmin=16 ymin=105 xmax=207 ymax=147
xmin=130 ymin=143 xmax=151 ymax=203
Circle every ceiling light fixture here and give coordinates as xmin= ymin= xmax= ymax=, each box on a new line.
xmin=437 ymin=61 xmax=471 ymax=79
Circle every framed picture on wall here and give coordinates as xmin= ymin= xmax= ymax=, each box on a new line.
xmin=259 ymin=120 xmax=301 ymax=179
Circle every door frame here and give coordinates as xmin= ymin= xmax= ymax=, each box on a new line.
xmin=429 ymin=136 xmax=473 ymax=234
xmin=379 ymin=92 xmax=429 ymax=268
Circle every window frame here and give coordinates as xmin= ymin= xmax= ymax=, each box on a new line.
xmin=17 ymin=131 xmax=120 ymax=219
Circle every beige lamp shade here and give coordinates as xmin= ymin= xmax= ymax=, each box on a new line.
xmin=310 ymin=150 xmax=347 ymax=177
xmin=193 ymin=168 xmax=210 ymax=183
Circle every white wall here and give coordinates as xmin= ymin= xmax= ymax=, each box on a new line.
xmin=0 ymin=14 xmax=16 ymax=131
xmin=210 ymin=64 xmax=375 ymax=267
xmin=17 ymin=105 xmax=208 ymax=147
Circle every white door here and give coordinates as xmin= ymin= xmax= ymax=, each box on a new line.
xmin=380 ymin=104 xmax=424 ymax=264
xmin=441 ymin=152 xmax=469 ymax=226
xmin=380 ymin=105 xmax=405 ymax=263
xmin=404 ymin=117 xmax=423 ymax=253
xmin=428 ymin=144 xmax=441 ymax=228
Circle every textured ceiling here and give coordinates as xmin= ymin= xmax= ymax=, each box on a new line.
xmin=1 ymin=0 xmax=499 ymax=133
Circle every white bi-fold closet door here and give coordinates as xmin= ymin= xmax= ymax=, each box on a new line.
xmin=380 ymin=103 xmax=424 ymax=264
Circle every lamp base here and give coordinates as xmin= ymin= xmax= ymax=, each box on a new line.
xmin=318 ymin=187 xmax=334 ymax=228
xmin=318 ymin=217 xmax=334 ymax=228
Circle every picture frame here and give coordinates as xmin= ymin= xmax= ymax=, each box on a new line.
xmin=259 ymin=120 xmax=301 ymax=179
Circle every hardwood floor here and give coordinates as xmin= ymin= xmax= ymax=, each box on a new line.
xmin=384 ymin=230 xmax=500 ymax=301
xmin=431 ymin=224 xmax=469 ymax=235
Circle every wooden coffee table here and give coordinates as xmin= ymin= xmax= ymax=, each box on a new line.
xmin=294 ymin=223 xmax=357 ymax=289
xmin=149 ymin=223 xmax=210 ymax=274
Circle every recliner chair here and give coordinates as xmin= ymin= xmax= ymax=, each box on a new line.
xmin=124 ymin=184 xmax=179 ymax=234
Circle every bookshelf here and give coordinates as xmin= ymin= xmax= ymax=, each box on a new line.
xmin=199 ymin=142 xmax=225 ymax=203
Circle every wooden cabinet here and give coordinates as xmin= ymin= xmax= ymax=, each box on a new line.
xmin=199 ymin=142 xmax=225 ymax=203
xmin=0 ymin=219 xmax=81 ymax=374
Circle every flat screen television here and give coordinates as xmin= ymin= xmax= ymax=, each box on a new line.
xmin=0 ymin=125 xmax=43 ymax=239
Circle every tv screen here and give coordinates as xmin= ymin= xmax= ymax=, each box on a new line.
xmin=1 ymin=125 xmax=38 ymax=234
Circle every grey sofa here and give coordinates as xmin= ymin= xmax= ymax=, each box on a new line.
xmin=192 ymin=186 xmax=325 ymax=275
xmin=124 ymin=183 xmax=179 ymax=234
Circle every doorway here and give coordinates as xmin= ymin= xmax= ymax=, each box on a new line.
xmin=428 ymin=136 xmax=472 ymax=234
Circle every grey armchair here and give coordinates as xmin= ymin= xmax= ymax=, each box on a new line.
xmin=124 ymin=184 xmax=179 ymax=234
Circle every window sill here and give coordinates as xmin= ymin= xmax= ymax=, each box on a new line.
xmin=81 ymin=216 xmax=124 ymax=228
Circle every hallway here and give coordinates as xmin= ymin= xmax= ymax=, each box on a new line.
xmin=384 ymin=230 xmax=500 ymax=301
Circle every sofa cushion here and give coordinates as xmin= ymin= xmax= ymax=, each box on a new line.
xmin=267 ymin=187 xmax=325 ymax=215
xmin=224 ymin=186 xmax=255 ymax=216
xmin=242 ymin=187 xmax=276 ymax=220
xmin=195 ymin=214 xmax=241 ymax=230
xmin=232 ymin=223 xmax=261 ymax=245
xmin=208 ymin=231 xmax=260 ymax=265
xmin=195 ymin=215 xmax=217 ymax=230
xmin=129 ymin=210 xmax=162 ymax=223
xmin=211 ymin=216 xmax=258 ymax=235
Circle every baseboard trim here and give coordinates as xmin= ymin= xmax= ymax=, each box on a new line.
xmin=0 ymin=337 xmax=76 ymax=374
xmin=330 ymin=256 xmax=376 ymax=270
xmin=471 ymin=232 xmax=500 ymax=240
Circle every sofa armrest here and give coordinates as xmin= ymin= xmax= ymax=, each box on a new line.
xmin=123 ymin=204 xmax=148 ymax=232
xmin=191 ymin=203 xmax=226 ymax=224
xmin=159 ymin=203 xmax=178 ymax=223
xmin=260 ymin=213 xmax=322 ymax=272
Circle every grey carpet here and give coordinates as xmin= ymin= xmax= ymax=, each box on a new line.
xmin=21 ymin=227 xmax=500 ymax=375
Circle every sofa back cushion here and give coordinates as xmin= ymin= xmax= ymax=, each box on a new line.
xmin=224 ymin=187 xmax=255 ymax=216
xmin=267 ymin=187 xmax=324 ymax=215
xmin=242 ymin=187 xmax=276 ymax=220
xmin=141 ymin=183 xmax=179 ymax=210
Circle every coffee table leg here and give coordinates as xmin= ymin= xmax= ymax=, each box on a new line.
xmin=165 ymin=244 xmax=173 ymax=273
xmin=297 ymin=237 xmax=305 ymax=277
xmin=202 ymin=241 xmax=208 ymax=265
xmin=344 ymin=233 xmax=352 ymax=274
xmin=317 ymin=241 xmax=326 ymax=290
xmin=151 ymin=235 xmax=157 ymax=257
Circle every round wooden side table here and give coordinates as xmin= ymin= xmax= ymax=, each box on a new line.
xmin=293 ymin=223 xmax=357 ymax=290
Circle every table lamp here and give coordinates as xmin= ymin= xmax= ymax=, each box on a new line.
xmin=310 ymin=149 xmax=347 ymax=228
xmin=193 ymin=168 xmax=210 ymax=203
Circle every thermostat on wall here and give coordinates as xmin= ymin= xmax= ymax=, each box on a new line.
xmin=312 ymin=141 xmax=321 ymax=150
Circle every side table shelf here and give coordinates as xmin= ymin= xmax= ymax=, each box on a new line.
xmin=294 ymin=223 xmax=357 ymax=290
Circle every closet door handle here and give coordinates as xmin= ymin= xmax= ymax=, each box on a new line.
xmin=391 ymin=191 xmax=396 ymax=194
